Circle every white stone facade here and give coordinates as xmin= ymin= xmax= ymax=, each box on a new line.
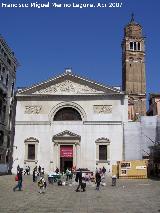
xmin=12 ymin=71 xmax=128 ymax=175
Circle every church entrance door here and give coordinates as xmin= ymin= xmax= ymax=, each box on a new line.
xmin=60 ymin=157 xmax=73 ymax=172
xmin=60 ymin=145 xmax=73 ymax=172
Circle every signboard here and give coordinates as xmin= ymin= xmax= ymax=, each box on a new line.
xmin=121 ymin=169 xmax=127 ymax=175
xmin=136 ymin=166 xmax=146 ymax=170
xmin=60 ymin=145 xmax=73 ymax=158
xmin=120 ymin=162 xmax=131 ymax=169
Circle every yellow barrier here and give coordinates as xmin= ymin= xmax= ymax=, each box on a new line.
xmin=112 ymin=160 xmax=148 ymax=179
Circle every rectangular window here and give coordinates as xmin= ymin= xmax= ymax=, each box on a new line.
xmin=28 ymin=144 xmax=35 ymax=160
xmin=11 ymin=82 xmax=14 ymax=97
xmin=6 ymin=74 xmax=8 ymax=86
xmin=7 ymin=58 xmax=11 ymax=65
xmin=99 ymin=145 xmax=107 ymax=160
xmin=0 ymin=100 xmax=2 ymax=114
xmin=6 ymin=155 xmax=9 ymax=163
xmin=0 ymin=131 xmax=4 ymax=146
xmin=4 ymin=52 xmax=7 ymax=58
xmin=134 ymin=42 xmax=137 ymax=51
xmin=130 ymin=42 xmax=133 ymax=50
xmin=7 ymin=136 xmax=10 ymax=148
xmin=1 ymin=75 xmax=3 ymax=82
xmin=138 ymin=42 xmax=141 ymax=51
xmin=2 ymin=105 xmax=6 ymax=122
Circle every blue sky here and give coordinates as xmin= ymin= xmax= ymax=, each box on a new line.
xmin=0 ymin=0 xmax=159 ymax=98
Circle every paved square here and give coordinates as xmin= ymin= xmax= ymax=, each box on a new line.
xmin=0 ymin=175 xmax=160 ymax=213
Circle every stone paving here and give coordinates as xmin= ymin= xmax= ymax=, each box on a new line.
xmin=0 ymin=175 xmax=160 ymax=213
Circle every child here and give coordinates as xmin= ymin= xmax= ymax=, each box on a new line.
xmin=38 ymin=177 xmax=46 ymax=194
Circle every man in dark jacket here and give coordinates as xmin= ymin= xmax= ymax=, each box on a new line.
xmin=95 ymin=171 xmax=101 ymax=190
xmin=13 ymin=169 xmax=23 ymax=191
xmin=75 ymin=169 xmax=85 ymax=192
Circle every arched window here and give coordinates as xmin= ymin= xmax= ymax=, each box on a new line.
xmin=54 ymin=107 xmax=82 ymax=121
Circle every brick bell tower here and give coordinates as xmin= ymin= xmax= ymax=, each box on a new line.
xmin=122 ymin=14 xmax=146 ymax=120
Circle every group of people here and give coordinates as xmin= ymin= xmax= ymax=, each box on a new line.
xmin=33 ymin=165 xmax=45 ymax=182
xmin=13 ymin=165 xmax=107 ymax=193
xmin=75 ymin=166 xmax=107 ymax=192
xmin=13 ymin=165 xmax=46 ymax=194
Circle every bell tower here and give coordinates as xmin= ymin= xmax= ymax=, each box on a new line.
xmin=122 ymin=14 xmax=146 ymax=119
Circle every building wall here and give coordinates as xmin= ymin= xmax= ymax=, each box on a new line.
xmin=12 ymin=95 xmax=128 ymax=175
xmin=157 ymin=100 xmax=160 ymax=115
xmin=0 ymin=36 xmax=18 ymax=173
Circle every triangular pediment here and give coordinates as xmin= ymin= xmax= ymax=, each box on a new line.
xmin=17 ymin=71 xmax=122 ymax=96
xmin=53 ymin=130 xmax=81 ymax=140
xmin=33 ymin=79 xmax=103 ymax=95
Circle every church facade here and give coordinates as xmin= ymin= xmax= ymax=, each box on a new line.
xmin=12 ymin=15 xmax=147 ymax=175
xmin=12 ymin=70 xmax=128 ymax=174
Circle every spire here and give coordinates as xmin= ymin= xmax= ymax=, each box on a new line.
xmin=130 ymin=13 xmax=135 ymax=23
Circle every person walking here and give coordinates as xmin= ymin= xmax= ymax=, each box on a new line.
xmin=66 ymin=168 xmax=70 ymax=181
xmin=28 ymin=166 xmax=30 ymax=175
xmin=75 ymin=169 xmax=85 ymax=192
xmin=38 ymin=165 xmax=41 ymax=176
xmin=38 ymin=177 xmax=46 ymax=194
xmin=41 ymin=168 xmax=44 ymax=177
xmin=17 ymin=165 xmax=20 ymax=173
xmin=13 ymin=169 xmax=23 ymax=192
xmin=55 ymin=167 xmax=59 ymax=174
xmin=95 ymin=171 xmax=101 ymax=190
xmin=102 ymin=166 xmax=106 ymax=175
xmin=33 ymin=169 xmax=36 ymax=182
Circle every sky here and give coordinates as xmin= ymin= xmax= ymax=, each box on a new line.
xmin=0 ymin=0 xmax=160 ymax=98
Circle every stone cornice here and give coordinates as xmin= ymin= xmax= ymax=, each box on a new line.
xmin=16 ymin=93 xmax=125 ymax=100
xmin=15 ymin=121 xmax=51 ymax=125
xmin=15 ymin=120 xmax=123 ymax=125
xmin=83 ymin=121 xmax=123 ymax=125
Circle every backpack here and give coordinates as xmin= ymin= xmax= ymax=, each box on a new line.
xmin=38 ymin=179 xmax=43 ymax=187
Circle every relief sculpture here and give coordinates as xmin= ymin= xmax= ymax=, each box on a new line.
xmin=93 ymin=105 xmax=112 ymax=114
xmin=34 ymin=80 xmax=103 ymax=94
xmin=25 ymin=105 xmax=42 ymax=114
